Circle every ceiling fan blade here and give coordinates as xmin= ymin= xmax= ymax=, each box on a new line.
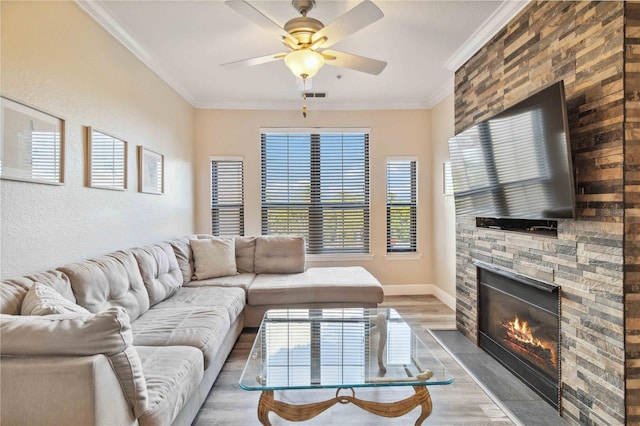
xmin=321 ymin=49 xmax=387 ymax=75
xmin=311 ymin=0 xmax=383 ymax=49
xmin=221 ymin=53 xmax=286 ymax=69
xmin=225 ymin=0 xmax=299 ymax=46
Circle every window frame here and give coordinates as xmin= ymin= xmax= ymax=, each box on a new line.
xmin=386 ymin=156 xmax=418 ymax=254
xmin=210 ymin=156 xmax=244 ymax=236
xmin=260 ymin=128 xmax=370 ymax=256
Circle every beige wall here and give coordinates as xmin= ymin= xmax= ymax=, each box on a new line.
xmin=1 ymin=1 xmax=195 ymax=278
xmin=430 ymin=94 xmax=456 ymax=302
xmin=194 ymin=109 xmax=434 ymax=288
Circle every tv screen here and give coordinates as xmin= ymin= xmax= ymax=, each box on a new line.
xmin=448 ymin=81 xmax=575 ymax=219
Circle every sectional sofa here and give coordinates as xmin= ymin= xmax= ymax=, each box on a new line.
xmin=0 ymin=235 xmax=384 ymax=425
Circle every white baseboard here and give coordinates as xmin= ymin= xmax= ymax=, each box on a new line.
xmin=383 ymin=284 xmax=456 ymax=311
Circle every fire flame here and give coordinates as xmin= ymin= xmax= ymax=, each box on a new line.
xmin=507 ymin=316 xmax=556 ymax=367
xmin=510 ymin=316 xmax=544 ymax=347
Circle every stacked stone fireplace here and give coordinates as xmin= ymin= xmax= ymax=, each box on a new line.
xmin=452 ymin=2 xmax=636 ymax=423
xmin=456 ymin=220 xmax=623 ymax=424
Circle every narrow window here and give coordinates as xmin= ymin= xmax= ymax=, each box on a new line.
xmin=386 ymin=158 xmax=417 ymax=253
xmin=211 ymin=157 xmax=244 ymax=236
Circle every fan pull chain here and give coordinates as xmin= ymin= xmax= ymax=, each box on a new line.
xmin=302 ymin=76 xmax=308 ymax=118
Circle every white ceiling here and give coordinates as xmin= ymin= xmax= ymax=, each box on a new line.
xmin=78 ymin=0 xmax=528 ymax=110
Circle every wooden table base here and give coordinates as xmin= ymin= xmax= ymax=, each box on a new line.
xmin=257 ymin=385 xmax=433 ymax=425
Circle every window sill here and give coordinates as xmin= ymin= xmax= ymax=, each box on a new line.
xmin=307 ymin=254 xmax=374 ymax=262
xmin=384 ymin=252 xmax=423 ymax=261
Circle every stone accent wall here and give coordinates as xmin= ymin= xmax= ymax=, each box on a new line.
xmin=454 ymin=2 xmax=629 ymax=424
xmin=626 ymin=2 xmax=640 ymax=424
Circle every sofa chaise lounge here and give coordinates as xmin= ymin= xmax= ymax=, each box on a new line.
xmin=0 ymin=235 xmax=383 ymax=425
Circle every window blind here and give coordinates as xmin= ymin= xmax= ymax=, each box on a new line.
xmin=89 ymin=130 xmax=126 ymax=190
xmin=261 ymin=132 xmax=370 ymax=254
xmin=386 ymin=159 xmax=417 ymax=252
xmin=211 ymin=159 xmax=244 ymax=236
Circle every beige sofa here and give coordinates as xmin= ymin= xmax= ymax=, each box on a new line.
xmin=0 ymin=235 xmax=383 ymax=425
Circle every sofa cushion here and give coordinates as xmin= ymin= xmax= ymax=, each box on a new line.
xmin=1 ymin=270 xmax=75 ymax=315
xmin=137 ymin=345 xmax=203 ymax=426
xmin=152 ymin=287 xmax=245 ymax=324
xmin=131 ymin=306 xmax=230 ymax=369
xmin=235 ymin=236 xmax=256 ymax=273
xmin=248 ymin=266 xmax=384 ymax=306
xmin=21 ymin=282 xmax=91 ymax=316
xmin=184 ymin=272 xmax=256 ymax=293
xmin=58 ymin=250 xmax=150 ymax=321
xmin=190 ymin=238 xmax=237 ymax=280
xmin=132 ymin=243 xmax=183 ymax=307
xmin=0 ymin=307 xmax=148 ymax=417
xmin=167 ymin=235 xmax=198 ymax=285
xmin=254 ymin=236 xmax=305 ymax=274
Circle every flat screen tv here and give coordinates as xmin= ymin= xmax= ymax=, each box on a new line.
xmin=448 ymin=81 xmax=575 ymax=220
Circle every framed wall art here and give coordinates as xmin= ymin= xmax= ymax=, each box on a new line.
xmin=86 ymin=126 xmax=127 ymax=190
xmin=138 ymin=146 xmax=164 ymax=194
xmin=1 ymin=97 xmax=64 ymax=185
xmin=443 ymin=161 xmax=453 ymax=196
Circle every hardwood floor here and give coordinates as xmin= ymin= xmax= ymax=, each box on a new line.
xmin=193 ymin=296 xmax=514 ymax=425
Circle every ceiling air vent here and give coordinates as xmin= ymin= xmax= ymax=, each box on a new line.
xmin=302 ymin=92 xmax=327 ymax=98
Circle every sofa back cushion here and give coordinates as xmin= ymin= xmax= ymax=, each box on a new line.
xmin=1 ymin=270 xmax=75 ymax=315
xmin=235 ymin=236 xmax=256 ymax=273
xmin=167 ymin=235 xmax=198 ymax=285
xmin=254 ymin=236 xmax=306 ymax=274
xmin=0 ymin=306 xmax=148 ymax=418
xmin=58 ymin=250 xmax=150 ymax=321
xmin=132 ymin=243 xmax=183 ymax=307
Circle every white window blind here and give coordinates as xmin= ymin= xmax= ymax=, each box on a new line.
xmin=211 ymin=158 xmax=244 ymax=236
xmin=261 ymin=132 xmax=370 ymax=254
xmin=88 ymin=128 xmax=126 ymax=190
xmin=386 ymin=159 xmax=417 ymax=253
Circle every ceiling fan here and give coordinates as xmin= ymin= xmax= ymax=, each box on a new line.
xmin=221 ymin=0 xmax=387 ymax=81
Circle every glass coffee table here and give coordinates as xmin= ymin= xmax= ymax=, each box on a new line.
xmin=240 ymin=308 xmax=453 ymax=425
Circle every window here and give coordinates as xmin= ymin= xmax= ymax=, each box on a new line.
xmin=211 ymin=157 xmax=244 ymax=236
xmin=386 ymin=158 xmax=417 ymax=253
xmin=86 ymin=127 xmax=127 ymax=190
xmin=261 ymin=130 xmax=369 ymax=254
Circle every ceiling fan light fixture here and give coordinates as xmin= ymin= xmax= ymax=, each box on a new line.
xmin=284 ymin=49 xmax=325 ymax=79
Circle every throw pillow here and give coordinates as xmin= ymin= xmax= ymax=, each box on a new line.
xmin=21 ymin=282 xmax=91 ymax=316
xmin=190 ymin=237 xmax=237 ymax=280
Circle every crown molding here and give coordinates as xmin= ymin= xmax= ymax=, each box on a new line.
xmin=443 ymin=0 xmax=530 ymax=72
xmin=75 ymin=0 xmax=197 ymax=106
xmin=424 ymin=78 xmax=454 ymax=108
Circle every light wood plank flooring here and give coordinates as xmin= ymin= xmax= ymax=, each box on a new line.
xmin=193 ymin=295 xmax=514 ymax=425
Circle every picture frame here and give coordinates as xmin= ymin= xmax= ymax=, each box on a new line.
xmin=1 ymin=97 xmax=64 ymax=185
xmin=85 ymin=126 xmax=127 ymax=191
xmin=443 ymin=161 xmax=453 ymax=196
xmin=138 ymin=146 xmax=164 ymax=194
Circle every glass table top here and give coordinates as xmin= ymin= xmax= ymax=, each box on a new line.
xmin=239 ymin=308 xmax=454 ymax=391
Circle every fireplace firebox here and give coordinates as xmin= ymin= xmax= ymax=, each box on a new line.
xmin=476 ymin=262 xmax=560 ymax=410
